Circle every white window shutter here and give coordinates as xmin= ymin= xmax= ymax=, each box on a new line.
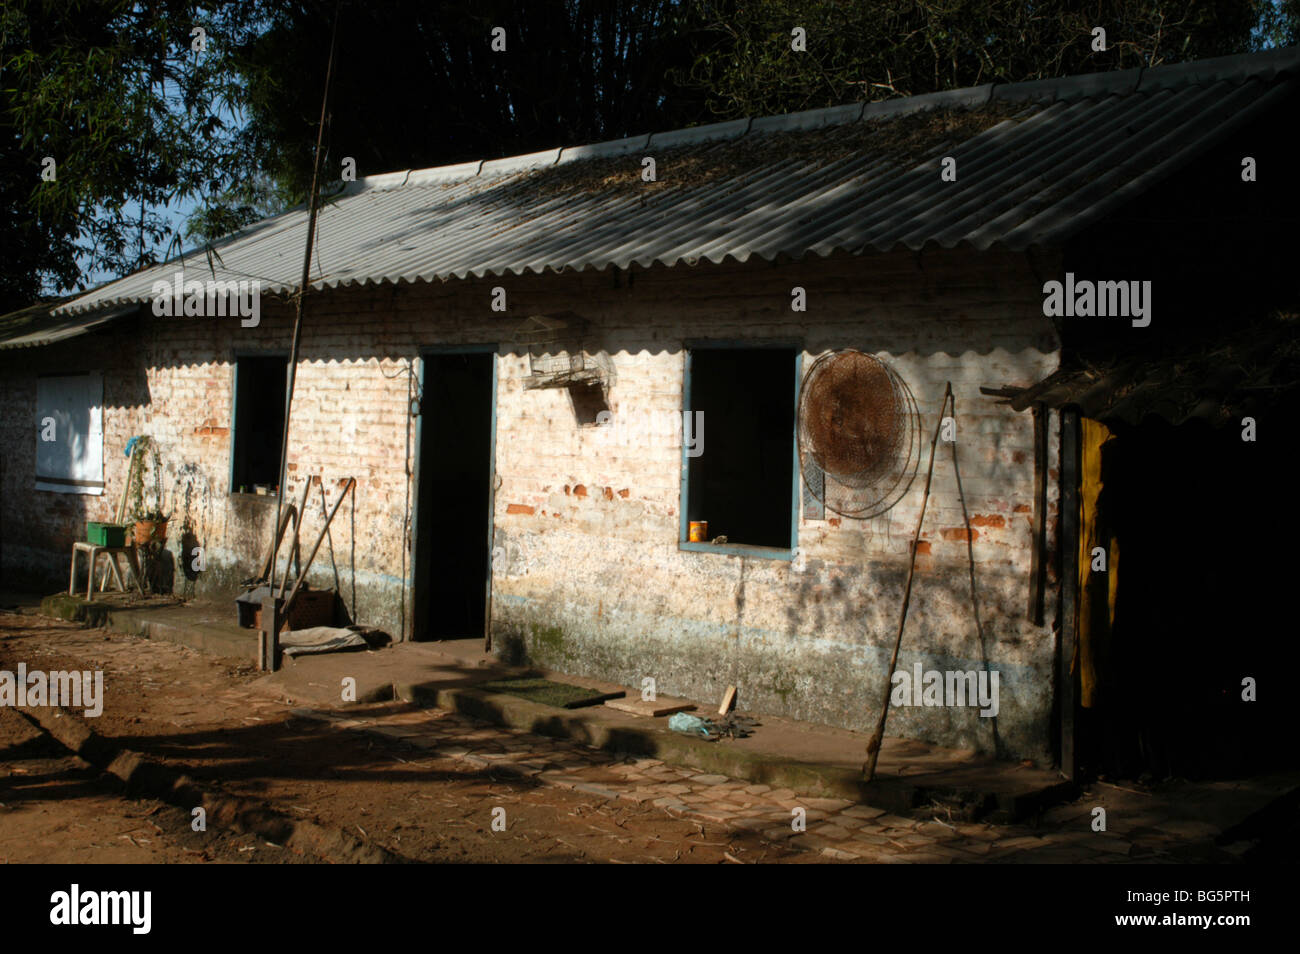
xmin=35 ymin=372 xmax=104 ymax=495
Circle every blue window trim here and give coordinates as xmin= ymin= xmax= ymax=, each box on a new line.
xmin=228 ymin=349 xmax=289 ymax=498
xmin=679 ymin=340 xmax=802 ymax=561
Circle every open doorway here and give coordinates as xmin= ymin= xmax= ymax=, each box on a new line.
xmin=414 ymin=351 xmax=495 ymax=641
xmin=1074 ymin=416 xmax=1287 ymax=780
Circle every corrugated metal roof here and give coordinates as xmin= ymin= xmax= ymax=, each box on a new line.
xmin=995 ymin=315 xmax=1300 ymax=425
xmin=48 ymin=45 xmax=1300 ymax=319
xmin=0 ymin=301 xmax=138 ymax=350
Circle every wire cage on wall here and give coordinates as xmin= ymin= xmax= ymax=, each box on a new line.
xmin=515 ymin=313 xmax=611 ymax=390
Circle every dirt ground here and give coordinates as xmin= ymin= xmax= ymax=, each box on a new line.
xmin=0 ymin=611 xmax=811 ymax=864
xmin=3 ymin=608 xmax=1293 ymax=865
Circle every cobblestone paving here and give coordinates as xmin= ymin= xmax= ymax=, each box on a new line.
xmin=291 ymin=704 xmax=1241 ymax=863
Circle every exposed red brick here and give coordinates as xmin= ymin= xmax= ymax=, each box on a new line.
xmin=941 ymin=527 xmax=978 ymax=541
xmin=573 ymin=484 xmax=587 ymax=497
xmin=970 ymin=514 xmax=1005 ymax=528
xmin=564 ymin=485 xmax=571 ymax=495
xmin=618 ymin=488 xmax=630 ymax=498
xmin=828 ymin=517 xmax=841 ymax=527
xmin=1012 ymin=504 xmax=1031 ymax=513
xmin=915 ymin=541 xmax=931 ymax=554
xmin=603 ymin=486 xmax=614 ymax=500
xmin=507 ymin=503 xmax=535 ymax=515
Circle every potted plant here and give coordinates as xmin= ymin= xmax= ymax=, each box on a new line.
xmin=127 ymin=437 xmax=171 ymax=545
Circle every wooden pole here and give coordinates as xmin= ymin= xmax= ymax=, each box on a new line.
xmin=864 ymin=382 xmax=953 ymax=781
xmin=277 ymin=477 xmax=314 ymax=599
xmin=258 ymin=503 xmax=298 ymax=583
xmin=319 ymin=481 xmax=343 ymax=597
xmin=269 ymin=1 xmax=340 ymax=598
xmin=1058 ymin=409 xmax=1082 ymax=780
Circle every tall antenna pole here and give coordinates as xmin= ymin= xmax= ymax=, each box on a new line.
xmin=268 ymin=1 xmax=341 ymax=632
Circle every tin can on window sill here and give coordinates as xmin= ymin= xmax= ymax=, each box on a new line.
xmin=688 ymin=520 xmax=708 ymax=542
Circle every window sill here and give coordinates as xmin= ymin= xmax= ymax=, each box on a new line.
xmin=679 ymin=541 xmax=794 ymax=561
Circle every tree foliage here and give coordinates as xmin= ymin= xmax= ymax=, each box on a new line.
xmin=0 ymin=0 xmax=263 ymax=310
xmin=236 ymin=0 xmax=706 ymax=203
xmin=678 ymin=1 xmax=1286 ymax=120
xmin=3 ymin=0 xmax=1295 ymax=311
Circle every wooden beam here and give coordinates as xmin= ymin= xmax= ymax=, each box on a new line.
xmin=1057 ymin=408 xmax=1081 ymax=781
xmin=1029 ymin=402 xmax=1048 ymax=626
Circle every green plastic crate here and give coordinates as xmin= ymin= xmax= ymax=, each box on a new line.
xmin=86 ymin=522 xmax=128 ymax=547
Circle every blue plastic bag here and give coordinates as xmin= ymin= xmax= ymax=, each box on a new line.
xmin=668 ymin=712 xmax=710 ymax=736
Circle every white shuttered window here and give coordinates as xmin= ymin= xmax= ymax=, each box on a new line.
xmin=35 ymin=372 xmax=105 ymax=495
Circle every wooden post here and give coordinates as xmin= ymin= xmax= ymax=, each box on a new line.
xmin=1058 ymin=408 xmax=1081 ymax=780
xmin=259 ymin=593 xmax=281 ymax=672
xmin=1029 ymin=402 xmax=1048 ymax=626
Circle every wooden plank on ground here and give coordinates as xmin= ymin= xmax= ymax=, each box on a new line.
xmin=718 ymin=686 xmax=737 ymax=715
xmin=562 ymin=690 xmax=626 ymax=709
xmin=605 ymin=696 xmax=697 ymax=718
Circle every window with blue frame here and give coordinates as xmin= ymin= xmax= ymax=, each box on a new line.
xmin=231 ymin=355 xmax=287 ymax=494
xmin=683 ymin=346 xmax=797 ymax=551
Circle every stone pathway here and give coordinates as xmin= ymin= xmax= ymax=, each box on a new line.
xmin=290 ymin=703 xmax=1242 ymax=863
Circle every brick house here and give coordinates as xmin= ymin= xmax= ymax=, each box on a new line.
xmin=2 ymin=48 xmax=1296 ymax=773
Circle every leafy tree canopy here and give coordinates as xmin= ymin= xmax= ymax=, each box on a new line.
xmin=3 ymin=0 xmax=1295 ymax=312
xmin=1 ymin=1 xmax=268 ymax=311
xmin=679 ymin=0 xmax=1293 ymax=119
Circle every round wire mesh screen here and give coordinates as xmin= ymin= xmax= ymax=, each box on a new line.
xmin=798 ymin=350 xmax=921 ymax=518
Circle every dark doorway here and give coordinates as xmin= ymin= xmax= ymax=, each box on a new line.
xmin=231 ymin=355 xmax=287 ymax=493
xmin=415 ymin=352 xmax=494 ymax=640
xmin=1077 ymin=415 xmax=1290 ymax=780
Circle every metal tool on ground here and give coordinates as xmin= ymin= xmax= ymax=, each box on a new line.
xmin=281 ymin=477 xmax=355 ymax=625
